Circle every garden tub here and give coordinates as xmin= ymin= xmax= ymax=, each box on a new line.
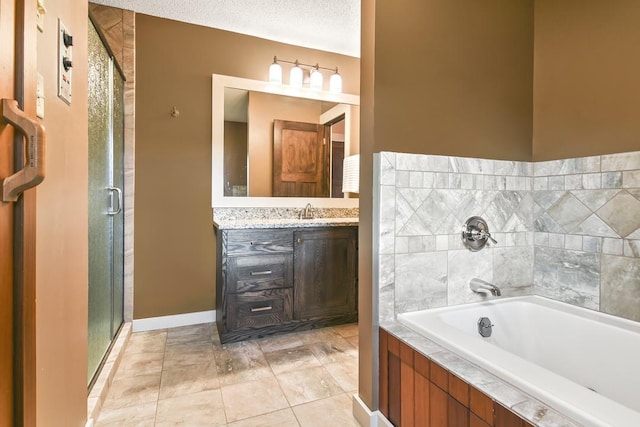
xmin=397 ymin=296 xmax=640 ymax=426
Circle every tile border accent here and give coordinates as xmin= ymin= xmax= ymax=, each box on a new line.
xmin=132 ymin=310 xmax=216 ymax=332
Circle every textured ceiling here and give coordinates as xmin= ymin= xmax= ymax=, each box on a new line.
xmin=90 ymin=0 xmax=361 ymax=57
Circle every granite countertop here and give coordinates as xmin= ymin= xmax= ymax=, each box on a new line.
xmin=213 ymin=216 xmax=359 ymax=230
xmin=212 ymin=207 xmax=359 ymax=230
xmin=381 ymin=321 xmax=580 ymax=427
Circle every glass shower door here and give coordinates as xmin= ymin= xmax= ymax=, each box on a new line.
xmin=87 ymin=20 xmax=124 ymax=385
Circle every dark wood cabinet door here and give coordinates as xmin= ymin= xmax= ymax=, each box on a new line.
xmin=293 ymin=227 xmax=357 ymax=319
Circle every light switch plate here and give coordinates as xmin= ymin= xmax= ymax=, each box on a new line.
xmin=58 ymin=19 xmax=72 ymax=104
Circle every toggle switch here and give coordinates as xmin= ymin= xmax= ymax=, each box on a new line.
xmin=63 ymin=32 xmax=73 ymax=47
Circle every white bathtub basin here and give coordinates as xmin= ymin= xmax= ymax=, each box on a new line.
xmin=397 ymin=296 xmax=640 ymax=426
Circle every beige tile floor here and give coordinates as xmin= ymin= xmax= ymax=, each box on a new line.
xmin=95 ymin=322 xmax=360 ymax=426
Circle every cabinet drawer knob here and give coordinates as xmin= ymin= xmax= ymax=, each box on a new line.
xmin=251 ymin=241 xmax=273 ymax=246
xmin=297 ymin=238 xmax=302 ymax=244
xmin=250 ymin=306 xmax=273 ymax=312
xmin=250 ymin=270 xmax=272 ymax=276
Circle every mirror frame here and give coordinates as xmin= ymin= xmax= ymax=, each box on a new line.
xmin=212 ymin=74 xmax=360 ymax=208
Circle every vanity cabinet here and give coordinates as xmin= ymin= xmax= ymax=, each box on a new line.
xmin=215 ymin=226 xmax=357 ymax=343
xmin=293 ymin=228 xmax=357 ymax=319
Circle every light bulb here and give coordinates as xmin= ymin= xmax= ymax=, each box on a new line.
xmin=329 ymin=68 xmax=342 ymax=93
xmin=269 ymin=56 xmax=282 ymax=84
xmin=310 ymin=66 xmax=323 ymax=90
xmin=290 ymin=62 xmax=303 ymax=88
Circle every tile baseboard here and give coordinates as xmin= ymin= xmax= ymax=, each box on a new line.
xmin=132 ymin=310 xmax=216 ymax=332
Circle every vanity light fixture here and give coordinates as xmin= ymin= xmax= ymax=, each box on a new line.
xmin=269 ymin=56 xmax=342 ymax=92
xmin=309 ymin=64 xmax=323 ymax=90
xmin=329 ymin=68 xmax=342 ymax=93
xmin=268 ymin=56 xmax=282 ymax=84
xmin=290 ymin=60 xmax=303 ymax=88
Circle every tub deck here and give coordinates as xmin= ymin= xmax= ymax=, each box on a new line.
xmin=397 ymin=296 xmax=640 ymax=427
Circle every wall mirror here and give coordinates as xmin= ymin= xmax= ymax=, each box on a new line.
xmin=212 ymin=74 xmax=360 ymax=208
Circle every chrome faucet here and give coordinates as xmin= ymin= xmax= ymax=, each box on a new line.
xmin=469 ymin=278 xmax=501 ymax=297
xmin=299 ymin=203 xmax=314 ymax=219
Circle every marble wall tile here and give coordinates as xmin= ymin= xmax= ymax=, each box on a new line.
xmin=378 ymin=185 xmax=396 ymax=254
xmin=396 ymin=152 xmax=429 ymax=171
xmin=395 ymin=170 xmax=410 ymax=187
xmin=395 ymin=252 xmax=447 ymax=313
xmin=534 ymin=176 xmax=548 ymax=191
xmin=582 ymin=173 xmax=601 ymax=189
xmin=564 ymin=235 xmax=582 ymax=251
xmin=484 ymin=175 xmax=506 ymax=190
xmin=549 ymin=176 xmax=565 ymax=190
xmin=570 ymin=189 xmax=620 ymax=212
xmin=601 ymin=255 xmax=640 ymax=322
xmin=582 ymin=155 xmax=601 ymax=173
xmin=602 ymin=238 xmax=623 ymax=255
xmin=422 ymin=171 xmax=435 ymax=188
xmin=378 ymin=284 xmax=395 ymax=324
xmin=493 ymin=246 xmax=533 ymax=291
xmin=546 ymin=193 xmax=592 ymax=233
xmin=582 ymin=236 xmax=601 ymax=253
xmin=623 ymin=170 xmax=640 ymax=188
xmin=447 ymin=250 xmax=493 ymax=306
xmin=601 ymin=151 xmax=640 ymax=171
xmin=409 ymin=171 xmax=423 ymax=187
xmin=565 ymin=174 xmax=582 ymax=190
xmin=596 ymin=191 xmax=640 ymax=237
xmin=378 ymin=254 xmax=394 ymax=291
xmin=534 ymin=247 xmax=600 ymax=310
xmin=380 ymin=152 xmax=396 ymax=185
xmin=572 ymin=214 xmax=618 ymax=238
xmin=602 ymin=172 xmax=622 ymax=189
xmin=623 ymin=240 xmax=640 ymax=257
xmin=394 ymin=236 xmax=409 ymax=253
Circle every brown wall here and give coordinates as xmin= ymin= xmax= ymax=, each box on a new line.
xmin=360 ymin=0 xmax=534 ymax=409
xmin=134 ymin=14 xmax=360 ymax=319
xmin=36 ymin=0 xmax=89 ymax=425
xmin=533 ymin=0 xmax=640 ymax=160
xmin=373 ymin=0 xmax=534 ymax=161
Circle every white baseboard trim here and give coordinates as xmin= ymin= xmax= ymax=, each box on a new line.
xmin=132 ymin=310 xmax=216 ymax=332
xmin=352 ymin=394 xmax=393 ymax=427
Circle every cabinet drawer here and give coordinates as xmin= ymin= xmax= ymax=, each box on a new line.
xmin=225 ymin=229 xmax=293 ymax=256
xmin=227 ymin=254 xmax=293 ymax=293
xmin=227 ymin=289 xmax=292 ymax=331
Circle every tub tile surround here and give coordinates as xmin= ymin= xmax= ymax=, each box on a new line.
xmin=376 ymin=150 xmax=640 ymax=323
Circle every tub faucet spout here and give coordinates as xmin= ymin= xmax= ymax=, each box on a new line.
xmin=470 ymin=278 xmax=501 ymax=296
